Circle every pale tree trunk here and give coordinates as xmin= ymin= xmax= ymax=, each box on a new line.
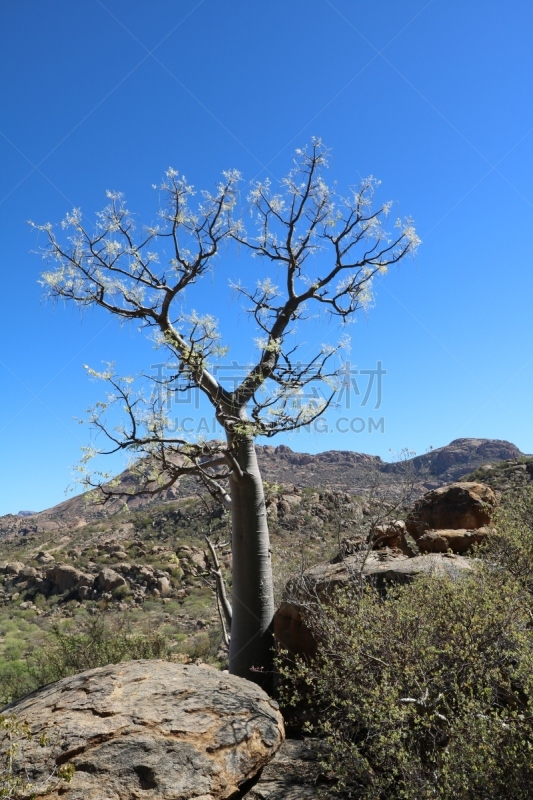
xmin=227 ymin=433 xmax=275 ymax=688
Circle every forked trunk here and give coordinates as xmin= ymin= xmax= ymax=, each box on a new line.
xmin=227 ymin=433 xmax=275 ymax=688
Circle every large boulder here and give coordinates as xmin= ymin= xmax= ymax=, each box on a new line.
xmin=45 ymin=563 xmax=94 ymax=593
xmin=275 ymin=551 xmax=473 ymax=658
xmin=0 ymin=561 xmax=26 ymax=575
xmin=370 ymin=519 xmax=411 ymax=553
xmin=405 ymin=482 xmax=496 ymax=537
xmin=1 ymin=660 xmax=284 ymax=800
xmin=95 ymin=567 xmax=126 ymax=593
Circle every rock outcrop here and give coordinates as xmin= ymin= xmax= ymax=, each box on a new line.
xmin=1 ymin=660 xmax=284 ymax=800
xmin=405 ymin=482 xmax=497 ymax=554
xmin=406 ymin=482 xmax=496 ymax=534
xmin=243 ymin=738 xmax=328 ymax=799
xmin=44 ymin=563 xmax=94 ymax=593
xmin=415 ymin=527 xmax=492 ymax=555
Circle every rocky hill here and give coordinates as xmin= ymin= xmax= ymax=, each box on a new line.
xmin=381 ymin=437 xmax=523 ymax=483
xmin=258 ymin=437 xmax=523 ymax=489
xmin=0 ymin=438 xmax=522 ymax=542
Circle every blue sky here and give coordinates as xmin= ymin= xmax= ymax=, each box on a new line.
xmin=1 ymin=0 xmax=532 ymax=515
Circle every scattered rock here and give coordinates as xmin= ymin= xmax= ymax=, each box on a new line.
xmin=155 ymin=576 xmax=172 ymax=596
xmin=45 ymin=564 xmax=94 ymax=593
xmin=281 ymin=494 xmax=302 ymax=507
xmin=95 ymin=568 xmax=126 ymax=593
xmin=0 ymin=561 xmax=25 ymax=575
xmin=370 ymin=519 xmax=411 ymax=552
xmin=417 ymin=526 xmax=492 ymax=555
xmin=37 ymin=551 xmax=55 ymax=564
xmin=243 ymin=738 xmax=328 ymax=799
xmin=19 ymin=566 xmax=38 ymax=579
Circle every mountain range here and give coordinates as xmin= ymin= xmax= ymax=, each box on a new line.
xmin=0 ymin=437 xmax=523 ymax=542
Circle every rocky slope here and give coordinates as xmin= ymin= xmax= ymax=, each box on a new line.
xmin=1 ymin=444 xmax=531 ymax=798
xmin=0 ymin=485 xmax=369 ymax=700
xmin=0 ymin=438 xmax=528 ymax=707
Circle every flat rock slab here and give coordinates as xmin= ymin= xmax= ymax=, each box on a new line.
xmin=294 ymin=551 xmax=474 ymax=595
xmin=1 ymin=659 xmax=284 ymax=800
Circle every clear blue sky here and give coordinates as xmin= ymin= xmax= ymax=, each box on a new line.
xmin=1 ymin=0 xmax=532 ymax=515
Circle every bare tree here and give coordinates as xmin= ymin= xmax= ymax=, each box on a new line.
xmin=35 ymin=140 xmax=420 ymax=685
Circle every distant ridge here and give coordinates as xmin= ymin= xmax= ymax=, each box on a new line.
xmin=0 ymin=438 xmax=523 ymax=542
xmin=256 ymin=437 xmax=522 ymax=491
xmin=381 ymin=438 xmax=522 ymax=483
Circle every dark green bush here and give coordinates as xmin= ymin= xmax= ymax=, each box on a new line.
xmin=0 ymin=661 xmax=36 ymax=708
xmin=281 ymin=570 xmax=533 ymax=799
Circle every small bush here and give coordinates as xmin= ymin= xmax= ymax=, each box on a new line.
xmin=0 ymin=661 xmax=35 ymax=708
xmin=28 ymin=615 xmax=169 ymax=688
xmin=280 ymin=571 xmax=533 ymax=799
xmin=112 ymin=584 xmax=132 ymax=600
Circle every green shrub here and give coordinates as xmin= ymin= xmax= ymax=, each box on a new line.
xmin=479 ymin=486 xmax=533 ymax=594
xmin=280 ymin=571 xmax=533 ymax=799
xmin=112 ymin=584 xmax=132 ymax=600
xmin=0 ymin=661 xmax=36 ymax=708
xmin=28 ymin=615 xmax=169 ymax=688
xmin=178 ymin=627 xmax=222 ymax=662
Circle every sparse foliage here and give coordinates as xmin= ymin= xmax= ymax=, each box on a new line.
xmin=0 ymin=614 xmax=169 ymax=708
xmin=27 ymin=614 xmax=169 ymax=687
xmin=36 ymin=140 xmax=419 ymax=681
